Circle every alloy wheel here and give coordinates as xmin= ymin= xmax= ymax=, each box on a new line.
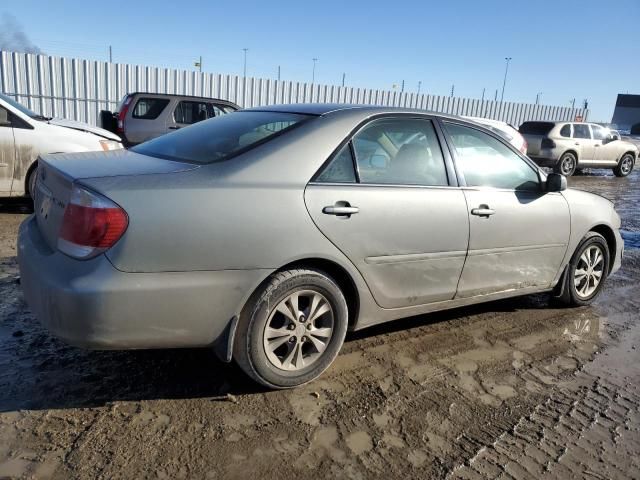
xmin=561 ymin=156 xmax=575 ymax=176
xmin=574 ymin=245 xmax=604 ymax=299
xmin=620 ymin=156 xmax=633 ymax=175
xmin=263 ymin=289 xmax=334 ymax=371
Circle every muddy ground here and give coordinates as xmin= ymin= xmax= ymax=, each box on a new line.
xmin=0 ymin=168 xmax=639 ymax=479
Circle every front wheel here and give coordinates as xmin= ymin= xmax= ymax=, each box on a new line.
xmin=613 ymin=153 xmax=634 ymax=177
xmin=558 ymin=232 xmax=610 ymax=307
xmin=554 ymin=152 xmax=577 ymax=176
xmin=233 ymin=268 xmax=348 ymax=389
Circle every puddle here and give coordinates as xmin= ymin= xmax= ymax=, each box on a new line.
xmin=621 ymin=230 xmax=640 ymax=249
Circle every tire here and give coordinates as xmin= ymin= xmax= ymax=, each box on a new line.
xmin=233 ymin=268 xmax=348 ymax=389
xmin=26 ymin=165 xmax=38 ymax=199
xmin=557 ymin=232 xmax=609 ymax=307
xmin=554 ymin=152 xmax=577 ymax=176
xmin=613 ymin=153 xmax=635 ymax=177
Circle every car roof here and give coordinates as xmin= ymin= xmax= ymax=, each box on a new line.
xmin=244 ymin=103 xmax=464 ymax=120
xmin=126 ymin=92 xmax=239 ymax=107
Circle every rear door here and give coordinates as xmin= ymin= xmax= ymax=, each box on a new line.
xmin=0 ymin=105 xmax=15 ymax=195
xmin=127 ymin=96 xmax=171 ymax=144
xmin=442 ymin=121 xmax=570 ymax=298
xmin=304 ymin=116 xmax=469 ymax=309
xmin=572 ymin=123 xmax=595 ymax=161
xmin=169 ymin=100 xmax=213 ymax=131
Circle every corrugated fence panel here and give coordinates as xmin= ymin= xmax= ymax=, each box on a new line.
xmin=0 ymin=50 xmax=589 ymax=126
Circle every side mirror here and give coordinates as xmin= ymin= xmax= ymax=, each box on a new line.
xmin=546 ymin=172 xmax=567 ymax=192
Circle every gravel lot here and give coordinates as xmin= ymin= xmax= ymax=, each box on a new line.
xmin=0 ymin=167 xmax=639 ymax=479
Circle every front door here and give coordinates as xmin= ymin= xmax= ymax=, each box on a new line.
xmin=305 ymin=117 xmax=469 ymax=309
xmin=168 ymin=100 xmax=213 ymax=132
xmin=442 ymin=121 xmax=570 ymax=298
xmin=0 ymin=105 xmax=15 ymax=195
xmin=591 ymin=124 xmax=621 ymax=166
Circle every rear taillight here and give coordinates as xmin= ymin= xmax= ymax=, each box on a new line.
xmin=541 ymin=138 xmax=556 ymax=149
xmin=58 ymin=184 xmax=128 ymax=259
xmin=117 ymin=95 xmax=133 ymax=135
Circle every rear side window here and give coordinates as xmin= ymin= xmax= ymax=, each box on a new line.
xmin=174 ymin=101 xmax=211 ymax=124
xmin=316 ymin=144 xmax=357 ymax=183
xmin=560 ymin=124 xmax=571 ymax=137
xmin=573 ymin=124 xmax=591 ymax=139
xmin=131 ymin=111 xmax=311 ymax=164
xmin=519 ymin=122 xmax=555 ymax=135
xmin=132 ymin=98 xmax=170 ymax=119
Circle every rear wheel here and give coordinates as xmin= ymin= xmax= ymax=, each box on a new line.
xmin=555 ymin=152 xmax=577 ymax=176
xmin=613 ymin=153 xmax=634 ymax=177
xmin=558 ymin=232 xmax=609 ymax=307
xmin=233 ymin=268 xmax=348 ymax=389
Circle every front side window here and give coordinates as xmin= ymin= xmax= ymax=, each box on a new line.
xmin=132 ymin=111 xmax=310 ymax=164
xmin=351 ymin=118 xmax=448 ymax=186
xmin=572 ymin=124 xmax=591 ymax=139
xmin=132 ymin=98 xmax=170 ymax=119
xmin=560 ymin=124 xmax=572 ymax=137
xmin=445 ymin=123 xmax=540 ymax=191
xmin=591 ymin=125 xmax=606 ymax=141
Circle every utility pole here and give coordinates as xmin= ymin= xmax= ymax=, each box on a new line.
xmin=277 ymin=65 xmax=281 ymax=81
xmin=242 ymin=48 xmax=248 ymax=78
xmin=583 ymin=98 xmax=588 ymax=110
xmin=312 ymin=58 xmax=318 ymax=83
xmin=570 ymin=98 xmax=576 ymax=109
xmin=481 ymin=87 xmax=485 ymax=101
xmin=417 ymin=81 xmax=422 ymax=96
xmin=400 ymin=80 xmax=405 ymax=93
xmin=341 ymin=73 xmax=345 ymax=87
xmin=500 ymin=57 xmax=512 ymax=102
xmin=535 ymin=92 xmax=542 ymax=105
xmin=494 ymin=89 xmax=498 ymax=101
xmin=194 ymin=56 xmax=202 ymax=72
xmin=451 ymin=84 xmax=455 ymax=97
xmin=108 ymin=45 xmax=112 ymax=63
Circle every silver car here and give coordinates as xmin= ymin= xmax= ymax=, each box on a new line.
xmin=520 ymin=121 xmax=637 ymax=177
xmin=18 ymin=105 xmax=623 ymax=388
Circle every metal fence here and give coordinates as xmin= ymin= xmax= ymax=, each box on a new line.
xmin=1 ymin=50 xmax=589 ymax=127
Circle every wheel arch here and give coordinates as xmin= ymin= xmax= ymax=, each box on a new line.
xmin=561 ymin=149 xmax=579 ymax=161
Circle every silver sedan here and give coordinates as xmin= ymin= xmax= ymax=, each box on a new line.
xmin=18 ymin=104 xmax=623 ymax=388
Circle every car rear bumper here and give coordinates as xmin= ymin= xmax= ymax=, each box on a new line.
xmin=17 ymin=215 xmax=271 ymax=350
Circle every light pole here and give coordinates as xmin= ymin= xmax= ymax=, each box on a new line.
xmin=341 ymin=73 xmax=345 ymax=87
xmin=417 ymin=81 xmax=422 ymax=95
xmin=535 ymin=92 xmax=542 ymax=105
xmin=242 ymin=48 xmax=248 ymax=78
xmin=312 ymin=58 xmax=318 ymax=83
xmin=500 ymin=57 xmax=512 ymax=102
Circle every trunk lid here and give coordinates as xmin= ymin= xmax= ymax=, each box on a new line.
xmin=48 ymin=118 xmax=122 ymax=141
xmin=34 ymin=150 xmax=198 ymax=250
xmin=523 ymin=135 xmax=543 ymax=156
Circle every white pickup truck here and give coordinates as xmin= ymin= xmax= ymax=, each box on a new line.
xmin=0 ymin=92 xmax=122 ymax=198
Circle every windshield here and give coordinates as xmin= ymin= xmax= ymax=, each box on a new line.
xmin=132 ymin=111 xmax=312 ymax=164
xmin=0 ymin=92 xmax=45 ymax=119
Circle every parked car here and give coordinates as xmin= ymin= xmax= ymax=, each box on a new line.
xmin=100 ymin=92 xmax=239 ymax=146
xmin=19 ymin=105 xmax=623 ymax=388
xmin=0 ymin=92 xmax=122 ymax=198
xmin=464 ymin=116 xmax=527 ymax=154
xmin=519 ymin=121 xmax=637 ymax=177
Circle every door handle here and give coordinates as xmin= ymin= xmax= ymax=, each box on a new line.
xmin=169 ymin=126 xmax=180 ymax=130
xmin=574 ymin=142 xmax=580 ymax=146
xmin=471 ymin=206 xmax=495 ymax=217
xmin=323 ymin=206 xmax=359 ymax=216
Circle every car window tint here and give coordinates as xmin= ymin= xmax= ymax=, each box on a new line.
xmin=445 ymin=123 xmax=540 ymax=191
xmin=572 ymin=124 xmax=591 ymax=139
xmin=591 ymin=125 xmax=606 ymax=140
xmin=316 ymin=144 xmax=357 ymax=183
xmin=0 ymin=106 xmax=10 ymax=126
xmin=211 ymin=105 xmax=228 ymax=117
xmin=132 ymin=98 xmax=170 ymax=119
xmin=132 ymin=111 xmax=311 ymax=164
xmin=351 ymin=118 xmax=448 ymax=186
xmin=174 ymin=101 xmax=212 ymax=124
xmin=560 ymin=124 xmax=571 ymax=137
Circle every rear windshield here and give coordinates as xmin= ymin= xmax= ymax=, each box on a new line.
xmin=519 ymin=122 xmax=555 ymax=135
xmin=131 ymin=111 xmax=312 ymax=164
